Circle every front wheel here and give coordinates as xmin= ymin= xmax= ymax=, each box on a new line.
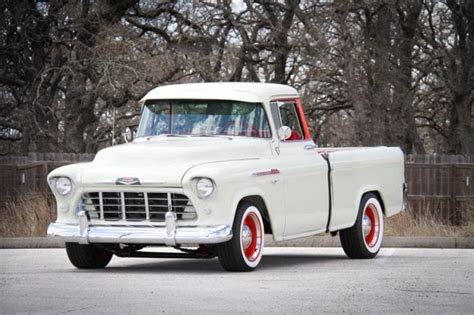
xmin=65 ymin=243 xmax=113 ymax=269
xmin=339 ymin=193 xmax=384 ymax=259
xmin=217 ymin=202 xmax=264 ymax=271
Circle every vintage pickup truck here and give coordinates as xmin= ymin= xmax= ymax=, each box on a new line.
xmin=47 ymin=82 xmax=406 ymax=271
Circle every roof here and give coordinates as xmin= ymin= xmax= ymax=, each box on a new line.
xmin=141 ymin=82 xmax=299 ymax=103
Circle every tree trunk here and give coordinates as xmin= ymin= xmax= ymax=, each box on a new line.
xmin=370 ymin=3 xmax=392 ymax=145
xmin=390 ymin=0 xmax=425 ymax=154
xmin=269 ymin=0 xmax=299 ymax=84
xmin=446 ymin=0 xmax=474 ymax=154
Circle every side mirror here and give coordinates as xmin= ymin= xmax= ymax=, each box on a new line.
xmin=278 ymin=126 xmax=292 ymax=141
xmin=123 ymin=127 xmax=133 ymax=143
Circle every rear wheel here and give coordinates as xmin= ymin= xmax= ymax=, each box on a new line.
xmin=339 ymin=193 xmax=384 ymax=258
xmin=65 ymin=243 xmax=113 ymax=269
xmin=217 ymin=202 xmax=264 ymax=271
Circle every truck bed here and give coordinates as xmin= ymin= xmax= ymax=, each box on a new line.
xmin=320 ymin=146 xmax=405 ymax=232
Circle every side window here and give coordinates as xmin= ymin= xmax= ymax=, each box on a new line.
xmin=279 ymin=102 xmax=303 ymax=141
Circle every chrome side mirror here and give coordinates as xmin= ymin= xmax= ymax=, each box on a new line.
xmin=123 ymin=127 xmax=133 ymax=143
xmin=278 ymin=126 xmax=292 ymax=141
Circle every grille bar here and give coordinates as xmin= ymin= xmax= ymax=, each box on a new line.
xmin=167 ymin=193 xmax=172 ymax=211
xmin=144 ymin=192 xmax=150 ymax=220
xmin=99 ymin=192 xmax=104 ymax=220
xmin=120 ymin=192 xmax=126 ymax=220
xmin=81 ymin=191 xmax=196 ymax=222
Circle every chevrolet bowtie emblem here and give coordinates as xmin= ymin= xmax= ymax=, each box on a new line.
xmin=115 ymin=177 xmax=141 ymax=185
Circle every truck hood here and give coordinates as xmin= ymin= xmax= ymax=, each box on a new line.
xmin=81 ymin=136 xmax=272 ymax=186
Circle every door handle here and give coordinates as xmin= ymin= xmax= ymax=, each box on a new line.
xmin=304 ymin=144 xmax=317 ymax=150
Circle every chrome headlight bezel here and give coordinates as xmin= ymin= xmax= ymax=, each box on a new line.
xmin=195 ymin=177 xmax=215 ymax=199
xmin=50 ymin=176 xmax=74 ymax=197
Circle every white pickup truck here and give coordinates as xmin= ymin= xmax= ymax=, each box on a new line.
xmin=47 ymin=83 xmax=406 ymax=271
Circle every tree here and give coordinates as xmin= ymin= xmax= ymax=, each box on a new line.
xmin=0 ymin=0 xmax=471 ymax=155
xmin=444 ymin=0 xmax=474 ymax=154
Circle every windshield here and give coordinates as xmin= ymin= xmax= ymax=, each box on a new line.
xmin=136 ymin=100 xmax=271 ymax=138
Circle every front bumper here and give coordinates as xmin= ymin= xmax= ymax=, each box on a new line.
xmin=47 ymin=211 xmax=232 ymax=246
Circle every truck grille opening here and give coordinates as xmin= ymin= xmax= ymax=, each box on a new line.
xmin=81 ymin=192 xmax=196 ymax=222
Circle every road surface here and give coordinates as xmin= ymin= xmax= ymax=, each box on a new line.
xmin=1 ymin=247 xmax=473 ymax=314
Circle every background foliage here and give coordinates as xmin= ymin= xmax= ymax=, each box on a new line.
xmin=1 ymin=0 xmax=473 ymax=154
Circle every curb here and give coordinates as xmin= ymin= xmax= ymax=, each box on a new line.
xmin=0 ymin=236 xmax=473 ymax=249
xmin=264 ymin=235 xmax=474 ymax=249
xmin=0 ymin=237 xmax=65 ymax=249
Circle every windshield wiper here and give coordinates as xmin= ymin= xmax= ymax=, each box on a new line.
xmin=191 ymin=134 xmax=234 ymax=139
xmin=190 ymin=134 xmax=217 ymax=137
xmin=162 ymin=134 xmax=187 ymax=137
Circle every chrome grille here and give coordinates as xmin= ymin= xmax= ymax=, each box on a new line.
xmin=81 ymin=192 xmax=196 ymax=222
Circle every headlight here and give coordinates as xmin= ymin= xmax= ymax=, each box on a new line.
xmin=196 ymin=178 xmax=215 ymax=198
xmin=52 ymin=177 xmax=73 ymax=196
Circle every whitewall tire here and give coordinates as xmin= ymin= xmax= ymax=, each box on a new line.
xmin=217 ymin=202 xmax=264 ymax=271
xmin=339 ymin=193 xmax=384 ymax=258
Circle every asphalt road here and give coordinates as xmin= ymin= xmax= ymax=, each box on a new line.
xmin=1 ymin=247 xmax=473 ymax=314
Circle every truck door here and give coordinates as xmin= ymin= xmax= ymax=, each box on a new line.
xmin=271 ymin=100 xmax=329 ymax=237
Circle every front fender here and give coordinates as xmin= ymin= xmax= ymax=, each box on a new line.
xmin=48 ymin=162 xmax=90 ymax=223
xmin=181 ymin=159 xmax=285 ymax=239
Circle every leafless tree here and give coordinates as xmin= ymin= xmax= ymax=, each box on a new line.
xmin=0 ymin=0 xmax=472 ymax=154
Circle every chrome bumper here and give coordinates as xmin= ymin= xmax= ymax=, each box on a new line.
xmin=47 ymin=211 xmax=232 ymax=246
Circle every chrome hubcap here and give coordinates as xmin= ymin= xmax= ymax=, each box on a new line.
xmin=363 ymin=203 xmax=381 ymax=248
xmin=242 ymin=224 xmax=252 ymax=249
xmin=362 ymin=214 xmax=372 ymax=237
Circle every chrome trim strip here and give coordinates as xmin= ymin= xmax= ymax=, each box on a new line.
xmin=88 ymin=219 xmax=166 ymax=227
xmin=99 ymin=192 xmax=104 ymax=220
xmin=47 ymin=223 xmax=233 ymax=245
xmin=144 ymin=192 xmax=150 ymax=220
xmin=95 ymin=180 xmax=167 ymax=185
xmin=120 ymin=192 xmax=126 ymax=220
xmin=252 ymin=168 xmax=280 ymax=176
xmin=141 ymin=180 xmax=166 ymax=185
xmin=167 ymin=192 xmax=172 ymax=211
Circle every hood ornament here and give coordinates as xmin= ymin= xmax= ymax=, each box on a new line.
xmin=115 ymin=177 xmax=141 ymax=185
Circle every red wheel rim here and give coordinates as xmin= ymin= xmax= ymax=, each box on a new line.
xmin=362 ymin=204 xmax=380 ymax=248
xmin=241 ymin=211 xmax=262 ymax=262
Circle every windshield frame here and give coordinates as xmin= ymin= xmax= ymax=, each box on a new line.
xmin=136 ymin=99 xmax=273 ymax=139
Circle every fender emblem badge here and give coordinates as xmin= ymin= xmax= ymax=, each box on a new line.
xmin=116 ymin=177 xmax=141 ymax=185
xmin=252 ymin=169 xmax=280 ymax=177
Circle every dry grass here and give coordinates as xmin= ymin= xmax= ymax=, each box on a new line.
xmin=0 ymin=194 xmax=473 ymax=237
xmin=0 ymin=193 xmax=55 ymax=237
xmin=385 ymin=204 xmax=474 ymax=237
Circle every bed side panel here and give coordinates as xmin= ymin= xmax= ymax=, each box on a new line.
xmin=328 ymin=147 xmax=404 ymax=231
